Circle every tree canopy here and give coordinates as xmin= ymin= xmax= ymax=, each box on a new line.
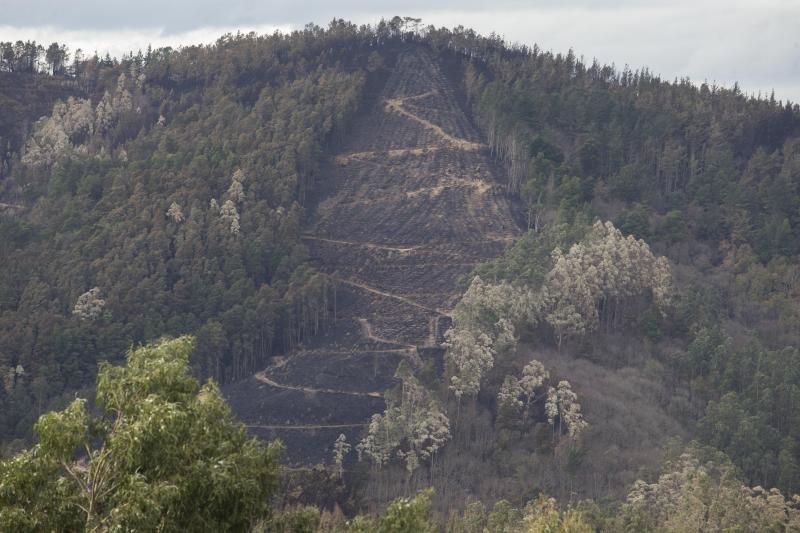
xmin=0 ymin=336 xmax=281 ymax=532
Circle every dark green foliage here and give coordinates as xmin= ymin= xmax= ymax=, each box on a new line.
xmin=692 ymin=339 xmax=800 ymax=492
xmin=0 ymin=24 xmax=376 ymax=443
xmin=270 ymin=505 xmax=321 ymax=533
xmin=615 ymin=203 xmax=652 ymax=241
xmin=456 ymin=29 xmax=800 ymax=261
xmin=439 ymin=27 xmax=800 ymax=495
xmin=657 ymin=209 xmax=688 ymax=245
xmin=0 ymin=336 xmax=282 ymax=532
xmin=469 ymin=223 xmax=586 ymax=288
xmin=485 ymin=499 xmax=522 ymax=532
xmin=610 ymin=164 xmax=642 ymax=202
xmin=343 ymin=489 xmax=436 ymax=533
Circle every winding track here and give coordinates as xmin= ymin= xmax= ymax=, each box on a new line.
xmin=246 ymin=423 xmax=367 ymax=430
xmin=226 ymin=49 xmax=520 ymax=463
xmin=254 ymin=369 xmax=383 ymax=398
xmin=301 ymin=235 xmax=419 ymax=254
xmin=383 ymin=93 xmax=486 ymax=151
xmin=328 ymin=275 xmax=452 ymax=316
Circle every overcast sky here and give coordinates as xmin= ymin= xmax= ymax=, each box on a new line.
xmin=3 ymin=0 xmax=799 ymax=102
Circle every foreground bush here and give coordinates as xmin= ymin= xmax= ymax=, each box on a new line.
xmin=0 ymin=336 xmax=282 ymax=532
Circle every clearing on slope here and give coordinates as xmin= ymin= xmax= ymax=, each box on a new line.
xmin=225 ymin=48 xmax=520 ymax=465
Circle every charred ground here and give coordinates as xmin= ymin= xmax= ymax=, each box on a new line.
xmin=225 ymin=49 xmax=520 ymax=465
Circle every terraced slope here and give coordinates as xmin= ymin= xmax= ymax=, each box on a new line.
xmin=226 ymin=49 xmax=520 ymax=464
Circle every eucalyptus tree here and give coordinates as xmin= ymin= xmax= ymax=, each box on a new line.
xmin=0 ymin=336 xmax=282 ymax=532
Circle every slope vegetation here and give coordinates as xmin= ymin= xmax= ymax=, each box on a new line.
xmin=225 ymin=49 xmax=519 ymax=464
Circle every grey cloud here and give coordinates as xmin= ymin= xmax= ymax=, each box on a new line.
xmin=6 ymin=0 xmax=638 ymax=33
xmin=4 ymin=0 xmax=799 ymax=102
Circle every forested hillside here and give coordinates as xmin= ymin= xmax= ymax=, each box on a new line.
xmin=0 ymin=25 xmax=375 ymax=443
xmin=442 ymin=31 xmax=800 ymax=497
xmin=1 ymin=16 xmax=800 ymax=531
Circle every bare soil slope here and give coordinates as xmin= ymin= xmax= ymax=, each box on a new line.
xmin=225 ymin=49 xmax=519 ymax=464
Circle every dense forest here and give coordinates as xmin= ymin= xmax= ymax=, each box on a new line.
xmin=448 ymin=29 xmax=800 ymax=497
xmin=1 ymin=24 xmax=376 ymax=443
xmin=1 ymin=16 xmax=800 ymax=531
